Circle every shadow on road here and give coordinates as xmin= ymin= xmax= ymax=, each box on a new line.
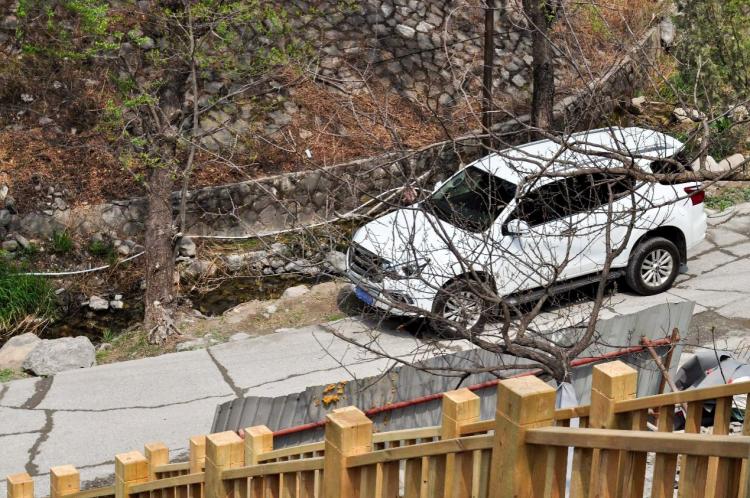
xmin=335 ymin=279 xmax=626 ymax=339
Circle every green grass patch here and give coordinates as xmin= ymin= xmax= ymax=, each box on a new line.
xmin=0 ymin=368 xmax=27 ymax=382
xmin=0 ymin=369 xmax=15 ymax=383
xmin=51 ymin=230 xmax=74 ymax=254
xmin=0 ymin=259 xmax=57 ymax=336
xmin=88 ymin=239 xmax=116 ymax=261
xmin=705 ymin=187 xmax=750 ymax=212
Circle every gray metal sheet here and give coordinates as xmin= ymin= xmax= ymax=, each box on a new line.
xmin=212 ymin=301 xmax=693 ymax=447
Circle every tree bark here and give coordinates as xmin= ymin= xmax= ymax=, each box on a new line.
xmin=143 ymin=150 xmax=177 ymax=344
xmin=481 ymin=0 xmax=497 ymax=151
xmin=525 ymin=0 xmax=555 ymax=133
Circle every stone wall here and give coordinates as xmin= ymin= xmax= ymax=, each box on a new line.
xmin=193 ymin=0 xmax=535 ymax=151
xmin=0 ymin=12 xmax=666 ymax=241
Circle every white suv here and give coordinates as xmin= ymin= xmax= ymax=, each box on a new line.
xmin=346 ymin=127 xmax=707 ymax=335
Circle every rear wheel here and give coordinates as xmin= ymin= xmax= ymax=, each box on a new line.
xmin=625 ymin=237 xmax=680 ymax=295
xmin=429 ymin=279 xmax=491 ymax=338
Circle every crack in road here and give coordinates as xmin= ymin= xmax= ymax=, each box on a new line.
xmin=21 ymin=377 xmax=53 ymax=409
xmin=206 ymin=348 xmax=244 ymax=398
xmin=0 ymin=393 xmax=233 ymax=413
xmin=0 ymin=429 xmax=43 ymax=437
xmin=25 ymin=409 xmax=53 ymax=476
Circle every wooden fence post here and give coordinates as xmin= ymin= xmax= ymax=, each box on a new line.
xmin=589 ymin=361 xmax=637 ymax=430
xmin=7 ymin=473 xmax=33 ymax=498
xmin=588 ymin=360 xmax=638 ymax=498
xmin=50 ymin=465 xmax=80 ymax=498
xmin=442 ymin=388 xmax=480 ymax=439
xmin=489 ymin=376 xmax=556 ymax=498
xmin=323 ymin=406 xmax=373 ymax=498
xmin=189 ymin=435 xmax=207 ymax=474
xmin=205 ymin=432 xmax=244 ymax=498
xmin=442 ymin=388 xmax=481 ymax=497
xmin=144 ymin=442 xmax=169 ymax=480
xmin=115 ymin=452 xmax=149 ymax=498
xmin=244 ymin=426 xmax=273 ymax=466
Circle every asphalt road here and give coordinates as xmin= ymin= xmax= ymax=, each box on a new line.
xmin=1 ymin=203 xmax=749 ymax=495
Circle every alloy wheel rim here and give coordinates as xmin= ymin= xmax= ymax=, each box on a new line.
xmin=442 ymin=290 xmax=482 ymax=329
xmin=640 ymin=248 xmax=674 ymax=288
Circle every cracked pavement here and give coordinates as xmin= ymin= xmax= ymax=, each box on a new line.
xmin=2 ymin=204 xmax=749 ymax=495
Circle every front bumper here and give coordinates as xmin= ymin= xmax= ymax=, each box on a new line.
xmin=345 ymin=269 xmax=435 ymax=317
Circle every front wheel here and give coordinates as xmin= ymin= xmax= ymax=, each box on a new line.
xmin=625 ymin=237 xmax=680 ymax=295
xmin=429 ymin=279 xmax=491 ymax=338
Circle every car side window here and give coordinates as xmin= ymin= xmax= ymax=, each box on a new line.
xmin=512 ymin=178 xmax=578 ymax=227
xmin=586 ymin=173 xmax=636 ymax=208
xmin=511 ymin=173 xmax=636 ymax=228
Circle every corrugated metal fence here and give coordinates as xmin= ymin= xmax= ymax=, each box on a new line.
xmin=212 ymin=301 xmax=693 ymax=447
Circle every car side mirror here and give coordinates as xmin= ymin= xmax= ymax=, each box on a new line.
xmin=433 ymin=180 xmax=444 ymax=192
xmin=504 ymin=219 xmax=530 ymax=236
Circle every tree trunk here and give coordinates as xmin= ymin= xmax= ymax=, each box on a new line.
xmin=525 ymin=0 xmax=555 ymax=133
xmin=143 ymin=154 xmax=177 ymax=344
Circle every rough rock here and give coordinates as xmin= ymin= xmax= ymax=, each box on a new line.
xmin=659 ymin=18 xmax=675 ymax=47
xmin=264 ymin=304 xmax=278 ymax=315
xmin=175 ymin=338 xmax=205 ymax=352
xmin=2 ymin=239 xmax=18 ymax=252
xmin=716 ymin=153 xmax=746 ymax=172
xmin=730 ymin=105 xmax=749 ymax=123
xmin=14 ymin=235 xmax=30 ymax=251
xmin=395 ymin=24 xmax=416 ymax=39
xmin=177 ymin=236 xmax=197 ymax=257
xmin=325 ymin=251 xmax=347 ymax=273
xmin=511 ymin=74 xmax=527 ymax=88
xmin=673 ymin=107 xmax=705 ymax=123
xmin=22 ymin=336 xmax=96 ymax=376
xmin=175 ymin=336 xmax=216 ymax=351
xmin=182 ymin=259 xmax=217 ymax=279
xmin=630 ymin=96 xmax=647 ymax=115
xmin=281 ymin=284 xmax=310 ymax=300
xmin=0 ymin=333 xmax=42 ymax=370
xmin=88 ymin=296 xmax=110 ymax=311
xmin=116 ymin=243 xmax=131 ymax=256
xmin=692 ymin=156 xmax=721 ymax=173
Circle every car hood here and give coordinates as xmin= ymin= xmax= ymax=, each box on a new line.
xmin=352 ymin=207 xmax=481 ymax=265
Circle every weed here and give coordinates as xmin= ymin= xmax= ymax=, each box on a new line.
xmin=88 ymin=239 xmax=115 ymax=260
xmin=705 ymin=187 xmax=750 ymax=212
xmin=0 ymin=259 xmax=57 ymax=336
xmin=21 ymin=243 xmax=40 ymax=257
xmin=100 ymin=327 xmax=116 ymax=343
xmin=51 ymin=230 xmax=74 ymax=254
xmin=324 ymin=312 xmax=345 ymax=322
xmin=0 ymin=369 xmax=15 ymax=383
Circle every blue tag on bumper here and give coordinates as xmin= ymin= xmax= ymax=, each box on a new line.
xmin=354 ymin=286 xmax=375 ymax=306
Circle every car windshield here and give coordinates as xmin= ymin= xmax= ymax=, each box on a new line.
xmin=423 ymin=166 xmax=517 ymax=232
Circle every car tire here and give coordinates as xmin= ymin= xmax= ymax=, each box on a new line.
xmin=429 ymin=279 xmax=491 ymax=338
xmin=625 ymin=237 xmax=680 ymax=295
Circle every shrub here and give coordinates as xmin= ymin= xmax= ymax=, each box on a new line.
xmin=0 ymin=259 xmax=57 ymax=338
xmin=88 ymin=239 xmax=116 ymax=261
xmin=51 ymin=230 xmax=74 ymax=254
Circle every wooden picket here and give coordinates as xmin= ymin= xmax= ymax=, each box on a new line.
xmin=7 ymin=360 xmax=750 ymax=498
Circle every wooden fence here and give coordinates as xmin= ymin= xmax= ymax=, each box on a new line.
xmin=7 ymin=360 xmax=750 ymax=498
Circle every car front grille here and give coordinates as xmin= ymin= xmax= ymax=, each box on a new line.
xmin=348 ymin=243 xmax=388 ymax=283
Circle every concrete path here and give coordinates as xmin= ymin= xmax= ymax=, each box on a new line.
xmin=1 ymin=204 xmax=749 ymax=495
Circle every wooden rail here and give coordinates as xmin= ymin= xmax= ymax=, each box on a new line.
xmin=7 ymin=360 xmax=750 ymax=498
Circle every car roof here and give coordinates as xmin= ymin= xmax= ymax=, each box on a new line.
xmin=472 ymin=127 xmax=684 ymax=185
